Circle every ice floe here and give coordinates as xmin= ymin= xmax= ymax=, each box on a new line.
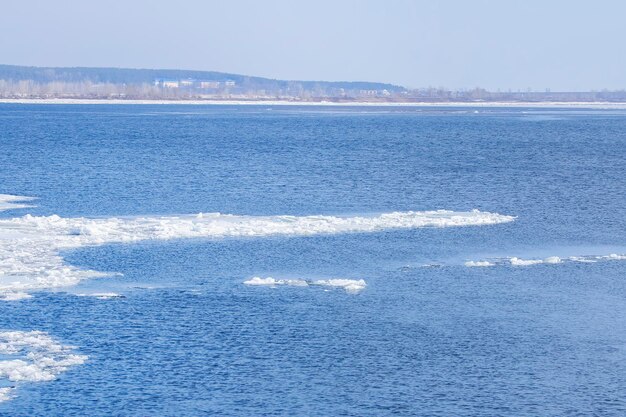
xmin=314 ymin=279 xmax=368 ymax=293
xmin=464 ymin=261 xmax=495 ymax=267
xmin=0 ymin=291 xmax=32 ymax=301
xmin=0 ymin=195 xmax=514 ymax=297
xmin=0 ymin=195 xmax=35 ymax=213
xmin=0 ymin=331 xmax=87 ymax=401
xmin=601 ymin=253 xmax=626 ymax=261
xmin=244 ymin=277 xmax=309 ymax=287
xmin=510 ymin=256 xmax=561 ymax=266
xmin=244 ymin=276 xmax=367 ymax=293
xmin=76 ymin=292 xmax=124 ymax=300
xmin=464 ymin=254 xmax=626 ymax=268
xmin=0 ymin=387 xmax=13 ymax=403
xmin=0 ymin=195 xmax=514 ymax=401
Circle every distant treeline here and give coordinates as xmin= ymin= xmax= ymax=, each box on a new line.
xmin=1 ymin=65 xmax=626 ymax=102
xmin=0 ymin=65 xmax=405 ymax=100
xmin=410 ymin=87 xmax=626 ymax=103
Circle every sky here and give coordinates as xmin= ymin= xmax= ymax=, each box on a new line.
xmin=1 ymin=0 xmax=625 ymax=91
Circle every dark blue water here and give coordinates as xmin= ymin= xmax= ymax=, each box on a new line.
xmin=1 ymin=104 xmax=625 ymax=416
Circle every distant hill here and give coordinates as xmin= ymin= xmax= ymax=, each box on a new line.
xmin=4 ymin=64 xmax=624 ymax=103
xmin=0 ymin=64 xmax=406 ymax=94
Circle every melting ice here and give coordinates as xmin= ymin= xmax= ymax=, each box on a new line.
xmin=0 ymin=195 xmax=515 ymax=297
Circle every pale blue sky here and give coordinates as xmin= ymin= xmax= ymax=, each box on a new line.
xmin=2 ymin=0 xmax=625 ymax=90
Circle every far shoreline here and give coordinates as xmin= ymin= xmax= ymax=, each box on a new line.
xmin=2 ymin=98 xmax=626 ymax=109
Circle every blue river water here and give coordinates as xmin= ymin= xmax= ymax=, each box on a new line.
xmin=0 ymin=104 xmax=625 ymax=416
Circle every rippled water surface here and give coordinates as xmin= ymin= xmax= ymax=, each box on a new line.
xmin=1 ymin=104 xmax=625 ymax=416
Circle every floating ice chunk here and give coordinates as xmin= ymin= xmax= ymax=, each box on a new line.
xmin=568 ymin=256 xmax=597 ymax=263
xmin=313 ymin=279 xmax=367 ymax=293
xmin=464 ymin=253 xmax=624 ymax=268
xmin=243 ymin=277 xmax=309 ymax=287
xmin=0 ymin=330 xmax=87 ymax=402
xmin=0 ymin=292 xmax=32 ymax=301
xmin=510 ymin=257 xmax=544 ymax=266
xmin=602 ymin=253 xmax=626 ymax=261
xmin=76 ymin=292 xmax=124 ymax=300
xmin=244 ymin=277 xmax=278 ymax=286
xmin=543 ymin=256 xmax=562 ymax=264
xmin=510 ymin=256 xmax=561 ymax=266
xmin=464 ymin=261 xmax=495 ymax=267
xmin=244 ymin=277 xmax=366 ymax=293
xmin=0 ymin=387 xmax=13 ymax=403
xmin=0 ymin=195 xmax=35 ymax=213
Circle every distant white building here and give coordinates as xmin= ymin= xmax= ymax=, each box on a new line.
xmin=157 ymin=79 xmax=180 ymax=88
xmin=155 ymin=78 xmax=234 ymax=89
xmin=200 ymin=81 xmax=221 ymax=89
